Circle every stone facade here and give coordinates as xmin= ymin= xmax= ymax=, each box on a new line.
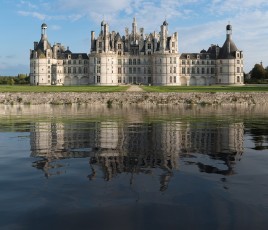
xmin=30 ymin=19 xmax=244 ymax=86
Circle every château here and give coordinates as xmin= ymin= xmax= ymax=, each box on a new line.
xmin=30 ymin=18 xmax=244 ymax=86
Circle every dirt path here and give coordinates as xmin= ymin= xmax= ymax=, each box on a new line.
xmin=126 ymin=85 xmax=145 ymax=92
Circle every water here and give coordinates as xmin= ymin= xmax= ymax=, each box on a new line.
xmin=0 ymin=104 xmax=268 ymax=230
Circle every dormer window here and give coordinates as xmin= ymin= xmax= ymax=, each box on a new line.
xmin=187 ymin=55 xmax=190 ymax=59
xmin=197 ymin=55 xmax=200 ymax=59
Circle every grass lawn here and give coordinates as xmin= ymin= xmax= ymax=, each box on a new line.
xmin=0 ymin=85 xmax=129 ymax=93
xmin=141 ymin=85 xmax=268 ymax=92
xmin=1 ymin=84 xmax=268 ymax=93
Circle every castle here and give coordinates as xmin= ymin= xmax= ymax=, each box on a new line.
xmin=30 ymin=18 xmax=244 ymax=86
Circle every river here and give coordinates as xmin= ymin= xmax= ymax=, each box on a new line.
xmin=0 ymin=104 xmax=268 ymax=230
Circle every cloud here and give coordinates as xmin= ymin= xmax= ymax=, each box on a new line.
xmin=6 ymin=55 xmax=16 ymax=59
xmin=209 ymin=0 xmax=268 ymax=15
xmin=17 ymin=0 xmax=37 ymax=9
xmin=18 ymin=10 xmax=46 ymax=20
xmin=50 ymin=25 xmax=61 ymax=31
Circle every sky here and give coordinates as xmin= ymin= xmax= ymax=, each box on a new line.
xmin=0 ymin=0 xmax=268 ymax=76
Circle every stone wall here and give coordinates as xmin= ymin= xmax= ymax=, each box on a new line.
xmin=0 ymin=92 xmax=267 ymax=105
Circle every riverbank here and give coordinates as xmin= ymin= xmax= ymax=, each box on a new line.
xmin=0 ymin=92 xmax=267 ymax=105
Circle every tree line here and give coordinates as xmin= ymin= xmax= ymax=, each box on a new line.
xmin=0 ymin=74 xmax=30 ymax=85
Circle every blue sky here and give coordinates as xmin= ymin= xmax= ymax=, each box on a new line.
xmin=0 ymin=0 xmax=268 ymax=75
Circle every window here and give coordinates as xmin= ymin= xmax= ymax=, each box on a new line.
xmin=197 ymin=68 xmax=200 ymax=74
xmin=118 ymin=67 xmax=122 ymax=74
xmin=148 ymin=43 xmax=151 ymax=49
xmin=187 ymin=68 xmax=190 ymax=74
xmin=202 ymin=68 xmax=205 ymax=74
xmin=133 ymin=59 xmax=136 ymax=65
xmin=97 ymin=76 xmax=100 ymax=83
xmin=129 ymin=67 xmax=132 ymax=74
xmin=192 ymin=67 xmax=195 ymax=74
xmin=172 ymin=42 xmax=175 ymax=47
xmin=99 ymin=42 xmax=102 ymax=48
xmin=174 ymin=76 xmax=176 ymax=83
xmin=211 ymin=68 xmax=215 ymax=74
xmin=137 ymin=59 xmax=141 ymax=65
xmin=170 ymin=57 xmax=172 ymax=64
xmin=129 ymin=59 xmax=132 ymax=65
xmin=237 ymin=60 xmax=240 ymax=64
xmin=73 ymin=60 xmax=76 ymax=65
xmin=170 ymin=76 xmax=172 ymax=83
xmin=237 ymin=67 xmax=240 ymax=73
xmin=97 ymin=66 xmax=101 ymax=73
xmin=174 ymin=67 xmax=176 ymax=73
xmin=182 ymin=67 xmax=186 ymax=74
xmin=118 ymin=44 xmax=122 ymax=49
xmin=73 ymin=67 xmax=76 ymax=74
xmin=118 ymin=59 xmax=122 ymax=65
xmin=237 ymin=76 xmax=240 ymax=82
xmin=118 ymin=76 xmax=122 ymax=83
xmin=182 ymin=60 xmax=186 ymax=65
xmin=68 ymin=67 xmax=71 ymax=74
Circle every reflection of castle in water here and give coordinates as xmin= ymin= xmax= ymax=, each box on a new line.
xmin=30 ymin=120 xmax=244 ymax=189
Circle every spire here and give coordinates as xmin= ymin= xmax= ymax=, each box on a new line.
xmin=132 ymin=17 xmax=137 ymax=36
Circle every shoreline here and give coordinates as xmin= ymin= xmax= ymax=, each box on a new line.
xmin=0 ymin=92 xmax=267 ymax=105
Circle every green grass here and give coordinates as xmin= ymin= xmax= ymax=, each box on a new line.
xmin=0 ymin=85 xmax=129 ymax=93
xmin=1 ymin=84 xmax=268 ymax=93
xmin=141 ymin=85 xmax=268 ymax=93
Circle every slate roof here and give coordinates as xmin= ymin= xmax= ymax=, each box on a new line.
xmin=218 ymin=36 xmax=239 ymax=59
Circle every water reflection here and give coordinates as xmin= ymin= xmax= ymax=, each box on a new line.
xmin=30 ymin=118 xmax=244 ymax=190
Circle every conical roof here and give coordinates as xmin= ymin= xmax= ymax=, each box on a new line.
xmin=218 ymin=35 xmax=239 ymax=59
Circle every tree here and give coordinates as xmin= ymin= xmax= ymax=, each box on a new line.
xmin=250 ymin=64 xmax=266 ymax=81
